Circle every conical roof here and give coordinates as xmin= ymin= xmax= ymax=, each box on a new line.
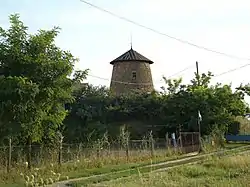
xmin=110 ymin=48 xmax=154 ymax=64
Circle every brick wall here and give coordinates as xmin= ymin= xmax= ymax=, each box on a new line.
xmin=110 ymin=61 xmax=154 ymax=95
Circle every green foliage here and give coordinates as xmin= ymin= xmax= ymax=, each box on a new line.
xmin=0 ymin=14 xmax=248 ymax=148
xmin=65 ymin=71 xmax=247 ymax=143
xmin=0 ymin=76 xmax=40 ymax=141
xmin=0 ymin=14 xmax=83 ymax=144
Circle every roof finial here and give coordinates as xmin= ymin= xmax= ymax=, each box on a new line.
xmin=130 ymin=32 xmax=133 ymax=49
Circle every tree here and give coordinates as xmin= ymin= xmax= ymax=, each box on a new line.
xmin=0 ymin=77 xmax=40 ymax=142
xmin=0 ymin=14 xmax=86 ymax=168
xmin=160 ymin=77 xmax=185 ymax=95
xmin=64 ymin=84 xmax=110 ymax=143
xmin=63 ymin=71 xmax=247 ymax=142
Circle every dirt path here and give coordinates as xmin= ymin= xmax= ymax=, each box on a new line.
xmin=47 ymin=152 xmax=198 ymax=187
xmin=48 ymin=145 xmax=250 ymax=187
xmin=90 ymin=148 xmax=250 ymax=187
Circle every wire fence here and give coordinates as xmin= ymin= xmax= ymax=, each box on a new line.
xmin=0 ymin=133 xmax=200 ymax=172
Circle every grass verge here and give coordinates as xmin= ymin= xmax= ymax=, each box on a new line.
xmin=97 ymin=153 xmax=250 ymax=187
xmin=0 ymin=143 xmax=248 ymax=187
xmin=67 ymin=144 xmax=250 ymax=186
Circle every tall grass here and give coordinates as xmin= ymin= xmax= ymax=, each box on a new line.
xmin=0 ymin=129 xmax=229 ymax=186
xmin=0 ymin=136 xmax=194 ymax=186
xmin=0 ymin=146 xmax=187 ymax=186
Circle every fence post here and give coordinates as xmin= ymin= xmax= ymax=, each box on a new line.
xmin=58 ymin=141 xmax=62 ymax=166
xmin=149 ymin=131 xmax=155 ymax=158
xmin=96 ymin=139 xmax=101 ymax=159
xmin=7 ymin=137 xmax=12 ymax=173
xmin=77 ymin=143 xmax=82 ymax=159
xmin=57 ymin=132 xmax=64 ymax=166
xmin=125 ymin=138 xmax=129 ymax=161
xmin=39 ymin=144 xmax=43 ymax=165
xmin=180 ymin=132 xmax=183 ymax=148
xmin=27 ymin=136 xmax=32 ymax=170
xmin=191 ymin=133 xmax=194 ymax=152
xmin=165 ymin=133 xmax=169 ymax=148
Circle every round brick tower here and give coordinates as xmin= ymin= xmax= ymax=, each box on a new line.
xmin=110 ymin=47 xmax=154 ymax=95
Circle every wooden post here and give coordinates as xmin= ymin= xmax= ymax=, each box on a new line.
xmin=151 ymin=139 xmax=155 ymax=158
xmin=57 ymin=132 xmax=63 ymax=166
xmin=27 ymin=136 xmax=32 ymax=170
xmin=196 ymin=61 xmax=203 ymax=153
xmin=191 ymin=133 xmax=194 ymax=152
xmin=149 ymin=131 xmax=154 ymax=158
xmin=125 ymin=139 xmax=129 ymax=161
xmin=78 ymin=143 xmax=82 ymax=160
xmin=96 ymin=139 xmax=101 ymax=159
xmin=58 ymin=141 xmax=62 ymax=166
xmin=179 ymin=125 xmax=183 ymax=148
xmin=39 ymin=144 xmax=43 ymax=165
xmin=165 ymin=133 xmax=169 ymax=148
xmin=7 ymin=138 xmax=12 ymax=173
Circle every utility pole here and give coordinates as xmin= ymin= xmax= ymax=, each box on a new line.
xmin=196 ymin=61 xmax=202 ymax=153
xmin=196 ymin=61 xmax=200 ymax=86
xmin=130 ymin=32 xmax=133 ymax=49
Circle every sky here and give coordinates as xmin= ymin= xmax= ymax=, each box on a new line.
xmin=1 ymin=0 xmax=250 ymax=101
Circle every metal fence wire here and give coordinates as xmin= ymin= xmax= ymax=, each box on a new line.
xmin=0 ymin=136 xmax=200 ymax=171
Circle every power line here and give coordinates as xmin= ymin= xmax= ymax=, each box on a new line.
xmin=88 ymin=64 xmax=195 ymax=85
xmin=79 ymin=0 xmax=250 ymax=85
xmin=79 ymin=0 xmax=250 ymax=61
xmin=87 ymin=60 xmax=195 ymax=85
xmin=88 ymin=74 xmax=153 ymax=85
xmin=214 ymin=63 xmax=250 ymax=77
xmin=88 ymin=64 xmax=193 ymax=85
xmin=88 ymin=60 xmax=250 ymax=86
xmin=166 ymin=65 xmax=195 ymax=79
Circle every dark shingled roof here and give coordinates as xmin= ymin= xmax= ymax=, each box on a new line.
xmin=110 ymin=48 xmax=154 ymax=64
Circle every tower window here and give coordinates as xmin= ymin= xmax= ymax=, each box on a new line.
xmin=132 ymin=71 xmax=136 ymax=80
